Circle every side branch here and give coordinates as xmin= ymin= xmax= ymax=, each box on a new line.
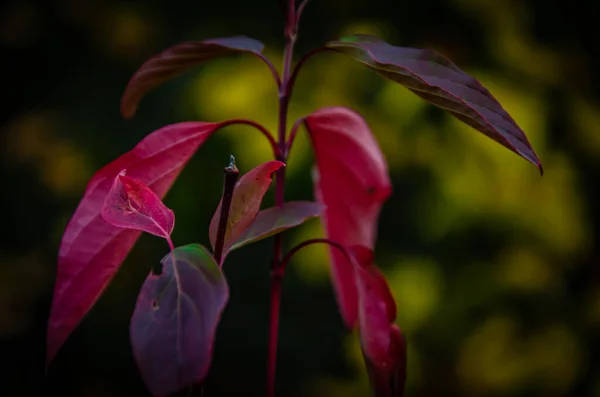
xmin=213 ymin=156 xmax=240 ymax=265
xmin=222 ymin=119 xmax=281 ymax=159
xmin=280 ymin=238 xmax=351 ymax=272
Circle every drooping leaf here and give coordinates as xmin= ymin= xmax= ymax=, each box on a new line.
xmin=304 ymin=107 xmax=392 ymax=327
xmin=208 ymin=160 xmax=285 ymax=261
xmin=228 ymin=201 xmax=324 ymax=252
xmin=121 ymin=36 xmax=265 ymax=119
xmin=327 ymin=34 xmax=542 ymax=173
xmin=130 ymin=244 xmax=228 ymax=397
xmin=351 ymin=245 xmax=396 ymax=368
xmin=101 ymin=171 xmax=175 ymax=239
xmin=350 ymin=246 xmax=405 ymax=397
xmin=47 ymin=121 xmax=227 ymax=367
xmin=363 ymin=324 xmax=407 ymax=397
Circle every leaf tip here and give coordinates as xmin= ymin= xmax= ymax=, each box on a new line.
xmin=120 ymin=98 xmax=137 ymax=120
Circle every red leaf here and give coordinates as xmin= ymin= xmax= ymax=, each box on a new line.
xmin=351 ymin=246 xmax=396 ymax=368
xmin=389 ymin=325 xmax=407 ymax=396
xmin=121 ymin=36 xmax=265 ymax=119
xmin=131 ymin=244 xmax=228 ymax=397
xmin=101 ymin=171 xmax=175 ymax=239
xmin=228 ymin=201 xmax=324 ymax=253
xmin=327 ymin=34 xmax=543 ymax=173
xmin=208 ymin=160 xmax=285 ymax=261
xmin=47 ymin=121 xmax=226 ymax=367
xmin=363 ymin=325 xmax=407 ymax=397
xmin=304 ymin=107 xmax=392 ymax=327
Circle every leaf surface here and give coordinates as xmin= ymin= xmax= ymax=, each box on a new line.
xmin=351 ymin=245 xmax=405 ymax=397
xmin=130 ymin=244 xmax=228 ymax=397
xmin=363 ymin=324 xmax=407 ymax=397
xmin=121 ymin=36 xmax=265 ymax=118
xmin=327 ymin=34 xmax=542 ymax=172
xmin=228 ymin=201 xmax=324 ymax=252
xmin=101 ymin=171 xmax=174 ymax=239
xmin=305 ymin=106 xmax=392 ymax=327
xmin=351 ymin=246 xmax=396 ymax=367
xmin=208 ymin=160 xmax=285 ymax=260
xmin=47 ymin=121 xmax=225 ymax=366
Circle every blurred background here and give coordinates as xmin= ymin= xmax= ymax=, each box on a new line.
xmin=2 ymin=0 xmax=599 ymax=396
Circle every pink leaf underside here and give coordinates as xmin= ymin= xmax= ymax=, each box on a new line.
xmin=327 ymin=34 xmax=542 ymax=173
xmin=305 ymin=106 xmax=392 ymax=328
xmin=228 ymin=201 xmax=325 ymax=253
xmin=363 ymin=324 xmax=408 ymax=397
xmin=101 ymin=172 xmax=175 ymax=239
xmin=47 ymin=121 xmax=226 ymax=367
xmin=351 ymin=245 xmax=396 ymax=368
xmin=208 ymin=160 xmax=285 ymax=259
xmin=131 ymin=244 xmax=228 ymax=397
xmin=121 ymin=36 xmax=265 ymax=119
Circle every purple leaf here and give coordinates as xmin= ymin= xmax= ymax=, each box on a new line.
xmin=101 ymin=171 xmax=175 ymax=239
xmin=209 ymin=160 xmax=285 ymax=261
xmin=47 ymin=121 xmax=227 ymax=367
xmin=131 ymin=244 xmax=228 ymax=397
xmin=228 ymin=201 xmax=324 ymax=252
xmin=121 ymin=36 xmax=265 ymax=119
xmin=327 ymin=34 xmax=542 ymax=173
xmin=305 ymin=107 xmax=392 ymax=328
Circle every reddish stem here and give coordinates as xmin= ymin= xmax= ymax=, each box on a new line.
xmin=213 ymin=157 xmax=240 ymax=266
xmin=287 ymin=47 xmax=330 ymax=100
xmin=285 ymin=117 xmax=304 ymax=157
xmin=266 ymin=1 xmax=298 ymax=396
xmin=222 ymin=118 xmax=281 ymax=159
xmin=280 ymin=238 xmax=350 ymax=271
xmin=166 ymin=236 xmax=175 ymax=251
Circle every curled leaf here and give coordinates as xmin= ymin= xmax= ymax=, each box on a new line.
xmin=228 ymin=201 xmax=324 ymax=252
xmin=351 ymin=246 xmax=396 ymax=368
xmin=351 ymin=246 xmax=405 ymax=397
xmin=47 ymin=121 xmax=227 ymax=367
xmin=209 ymin=160 xmax=285 ymax=261
xmin=327 ymin=34 xmax=542 ymax=173
xmin=363 ymin=324 xmax=407 ymax=397
xmin=121 ymin=36 xmax=265 ymax=118
xmin=305 ymin=107 xmax=392 ymax=327
xmin=101 ymin=171 xmax=174 ymax=239
xmin=131 ymin=244 xmax=228 ymax=397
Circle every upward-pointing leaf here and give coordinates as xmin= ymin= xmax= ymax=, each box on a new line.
xmin=130 ymin=244 xmax=228 ymax=397
xmin=121 ymin=36 xmax=265 ymax=119
xmin=47 ymin=121 xmax=228 ymax=367
xmin=101 ymin=171 xmax=175 ymax=239
xmin=327 ymin=34 xmax=542 ymax=173
xmin=209 ymin=160 xmax=285 ymax=262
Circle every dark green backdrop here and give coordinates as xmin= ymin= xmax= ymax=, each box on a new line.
xmin=2 ymin=0 xmax=599 ymax=396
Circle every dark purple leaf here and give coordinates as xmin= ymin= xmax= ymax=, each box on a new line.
xmin=131 ymin=244 xmax=228 ymax=397
xmin=47 ymin=121 xmax=226 ymax=367
xmin=327 ymin=34 xmax=542 ymax=173
xmin=228 ymin=201 xmax=324 ymax=252
xmin=101 ymin=171 xmax=175 ymax=239
xmin=121 ymin=36 xmax=265 ymax=118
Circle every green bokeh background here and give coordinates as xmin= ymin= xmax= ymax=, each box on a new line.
xmin=2 ymin=0 xmax=599 ymax=396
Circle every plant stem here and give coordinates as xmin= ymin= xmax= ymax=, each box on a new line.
xmin=214 ymin=156 xmax=240 ymax=265
xmin=267 ymin=1 xmax=297 ymax=395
